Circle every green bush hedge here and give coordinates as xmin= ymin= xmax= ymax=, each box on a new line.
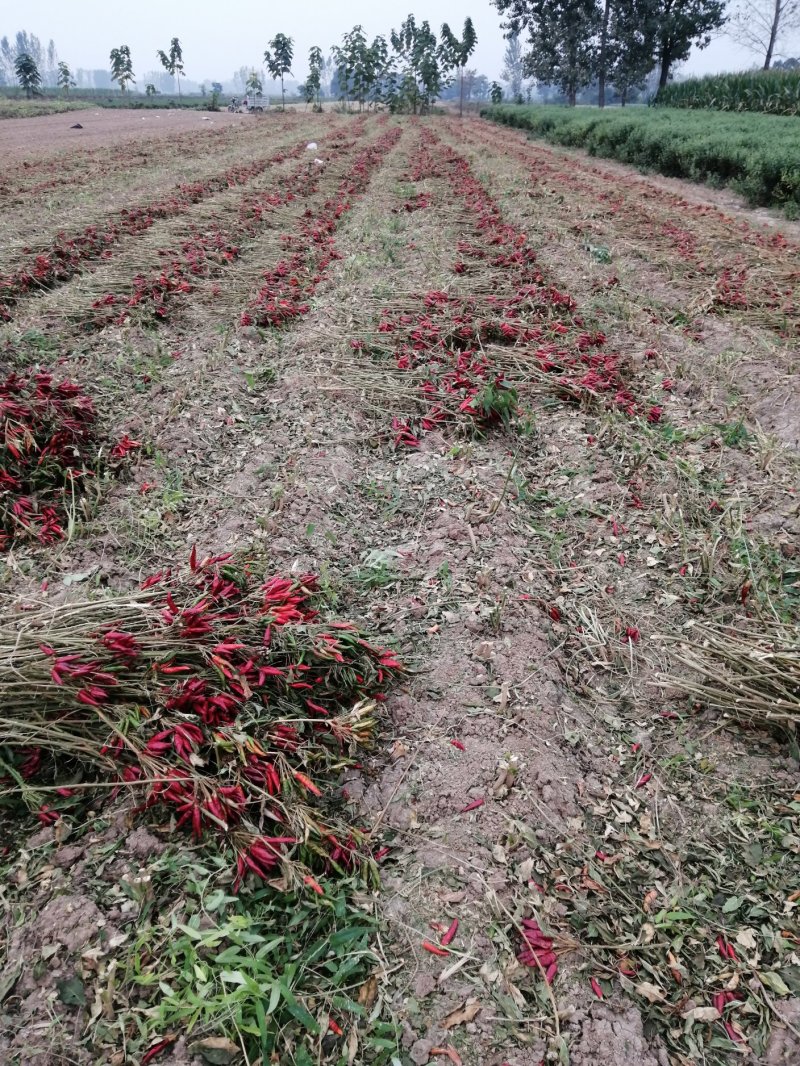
xmin=481 ymin=105 xmax=800 ymax=212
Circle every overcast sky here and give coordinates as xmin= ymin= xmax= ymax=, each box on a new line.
xmin=6 ymin=1 xmax=779 ymax=83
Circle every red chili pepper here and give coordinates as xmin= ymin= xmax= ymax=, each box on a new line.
xmin=293 ymin=770 xmax=322 ymax=797
xmin=723 ymin=1021 xmax=743 ymax=1043
xmin=459 ymin=797 xmax=484 ymax=813
xmin=635 ymin=772 xmax=651 ymax=788
xmin=141 ymin=1038 xmax=176 ymax=1065
xmin=590 ymin=977 xmax=603 ymax=998
xmin=422 ymin=940 xmax=450 ymax=956
xmin=328 ymin=1019 xmax=343 ymax=1037
xmin=450 ymin=739 xmax=465 ymax=751
xmin=441 ymin=919 xmax=459 ymax=946
xmin=303 ymin=874 xmax=324 ymax=895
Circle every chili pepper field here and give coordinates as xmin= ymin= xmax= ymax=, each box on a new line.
xmin=1 ymin=109 xmax=799 ymax=1066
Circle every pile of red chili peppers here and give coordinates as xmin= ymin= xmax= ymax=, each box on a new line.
xmin=4 ymin=551 xmax=403 ymax=889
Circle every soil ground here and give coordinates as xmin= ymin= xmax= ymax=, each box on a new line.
xmin=0 ymin=106 xmax=255 ymax=160
xmin=1 ymin=111 xmax=798 ymax=1066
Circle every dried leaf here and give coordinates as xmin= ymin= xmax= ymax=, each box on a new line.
xmin=735 ymin=928 xmax=757 ymax=951
xmin=643 ymin=889 xmax=658 ymax=912
xmin=357 ymin=974 xmax=379 ymax=1008
xmin=636 ymin=981 xmax=666 ymax=1003
xmin=189 ymin=1037 xmax=241 ymax=1064
xmin=346 ymin=1027 xmax=359 ymax=1066
xmin=442 ymin=998 xmax=480 ymax=1029
xmin=682 ymin=1006 xmax=721 ymax=1023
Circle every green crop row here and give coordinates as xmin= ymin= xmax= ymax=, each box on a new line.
xmin=481 ymin=104 xmax=800 ymax=213
xmin=655 ymin=69 xmax=800 ymax=117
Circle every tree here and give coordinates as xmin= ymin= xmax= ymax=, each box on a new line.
xmin=57 ymin=61 xmax=75 ymax=93
xmin=211 ymin=81 xmax=223 ymax=94
xmin=46 ymin=39 xmax=58 ymax=86
xmin=610 ymin=0 xmax=659 ymax=103
xmin=493 ymin=0 xmax=601 ymax=105
xmin=368 ymin=36 xmax=391 ymax=107
xmin=305 ymin=45 xmax=324 ymax=109
xmin=491 ymin=80 xmax=504 ymax=102
xmin=440 ymin=17 xmax=478 ymax=115
xmin=501 ymin=32 xmax=526 ymax=101
xmin=1 ymin=31 xmax=46 ymax=84
xmin=264 ymin=33 xmax=294 ymax=109
xmin=390 ymin=15 xmax=443 ymax=113
xmin=652 ymin=0 xmax=726 ymax=89
xmin=728 ymin=0 xmax=800 ymax=68
xmin=157 ymin=37 xmax=185 ymax=96
xmin=332 ymin=26 xmax=385 ymax=110
xmin=145 ymin=83 xmax=158 ymax=97
xmin=246 ymin=69 xmax=263 ymax=96
xmin=110 ymin=45 xmax=135 ymax=92
xmin=596 ymin=0 xmax=614 ymax=105
xmin=15 ymin=52 xmax=41 ymax=97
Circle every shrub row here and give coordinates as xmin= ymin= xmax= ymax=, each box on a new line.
xmin=481 ymin=105 xmax=800 ymax=212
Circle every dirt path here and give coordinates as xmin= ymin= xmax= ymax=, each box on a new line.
xmin=0 ymin=107 xmax=259 ymax=162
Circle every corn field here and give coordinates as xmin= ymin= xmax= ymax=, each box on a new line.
xmin=656 ymin=68 xmax=800 ymax=117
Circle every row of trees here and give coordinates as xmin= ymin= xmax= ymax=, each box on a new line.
xmin=493 ymin=0 xmax=800 ymax=108
xmin=0 ymin=31 xmax=58 ymax=87
xmin=109 ymin=38 xmax=185 ymax=94
xmin=493 ymin=0 xmax=729 ymax=106
xmin=294 ymin=16 xmax=479 ymax=114
xmin=7 ymin=19 xmax=481 ymax=113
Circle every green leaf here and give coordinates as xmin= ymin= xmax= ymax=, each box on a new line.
xmin=722 ymin=896 xmax=743 ymax=913
xmin=56 ymin=974 xmax=86 ymax=1007
xmin=759 ymin=971 xmax=791 ymax=996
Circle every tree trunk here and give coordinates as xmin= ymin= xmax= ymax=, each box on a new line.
xmin=658 ymin=47 xmax=671 ymax=91
xmin=281 ymin=74 xmax=285 ymax=110
xmin=764 ymin=0 xmax=781 ymax=69
xmin=568 ymin=86 xmax=576 ymax=106
xmin=598 ymin=0 xmax=611 ymax=108
xmin=459 ymin=67 xmax=464 ymax=117
xmin=621 ymin=86 xmax=627 ymax=106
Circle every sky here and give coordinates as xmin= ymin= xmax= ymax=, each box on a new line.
xmin=5 ymin=0 xmax=792 ymax=85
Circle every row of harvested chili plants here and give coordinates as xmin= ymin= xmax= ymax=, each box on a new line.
xmin=1 ymin=133 xmax=311 ymax=323
xmin=361 ymin=128 xmax=661 ymax=449
xmin=2 ymin=122 xmax=402 ymax=550
xmin=85 ymin=119 xmax=396 ymax=329
xmin=242 ymin=124 xmax=402 ymax=329
xmin=453 ymin=120 xmax=798 ymax=338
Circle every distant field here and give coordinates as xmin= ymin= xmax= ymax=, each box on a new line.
xmin=482 ymin=103 xmax=800 ymax=212
xmin=0 ymin=96 xmax=94 ymax=119
xmin=0 ymin=87 xmax=308 ymax=117
xmin=656 ymin=67 xmax=800 ymax=116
